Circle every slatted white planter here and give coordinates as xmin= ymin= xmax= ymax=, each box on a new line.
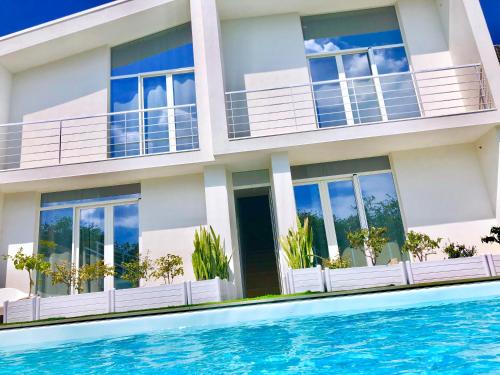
xmin=39 ymin=291 xmax=111 ymax=320
xmin=3 ymin=278 xmax=236 ymax=323
xmin=187 ymin=278 xmax=236 ymax=305
xmin=487 ymin=254 xmax=500 ymax=276
xmin=114 ymin=283 xmax=187 ymax=313
xmin=406 ymin=255 xmax=491 ymax=284
xmin=287 ymin=265 xmax=325 ymax=293
xmin=2 ymin=298 xmax=37 ymax=324
xmin=325 ymin=263 xmax=408 ymax=292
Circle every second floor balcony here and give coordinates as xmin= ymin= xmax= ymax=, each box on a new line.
xmin=225 ymin=64 xmax=494 ymax=140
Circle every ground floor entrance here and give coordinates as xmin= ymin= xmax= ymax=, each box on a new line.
xmin=235 ymin=188 xmax=281 ymax=298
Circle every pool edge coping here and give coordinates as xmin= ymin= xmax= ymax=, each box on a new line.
xmin=1 ymin=276 xmax=499 ymax=331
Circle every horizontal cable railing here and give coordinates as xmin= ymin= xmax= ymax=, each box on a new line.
xmin=225 ymin=64 xmax=494 ymax=139
xmin=0 ymin=103 xmax=198 ymax=171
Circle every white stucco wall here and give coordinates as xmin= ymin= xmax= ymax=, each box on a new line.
xmin=391 ymin=143 xmax=499 ymax=258
xmin=139 ymin=174 xmax=207 ymax=285
xmin=0 ymin=192 xmax=39 ymax=293
xmin=475 ymin=127 xmax=500 ymax=217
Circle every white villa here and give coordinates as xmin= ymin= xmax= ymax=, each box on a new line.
xmin=0 ymin=0 xmax=500 ymax=301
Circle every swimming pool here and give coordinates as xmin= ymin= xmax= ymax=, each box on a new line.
xmin=0 ymin=282 xmax=499 ymax=374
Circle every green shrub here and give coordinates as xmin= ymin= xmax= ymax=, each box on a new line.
xmin=322 ymin=256 xmax=350 ymax=269
xmin=153 ymin=254 xmax=184 ymax=284
xmin=4 ymin=247 xmax=50 ymax=297
xmin=192 ymin=226 xmax=231 ymax=280
xmin=347 ymin=227 xmax=388 ymax=266
xmin=47 ymin=261 xmax=114 ymax=294
xmin=280 ymin=217 xmax=315 ymax=269
xmin=401 ymin=231 xmax=441 ymax=262
xmin=481 ymin=226 xmax=500 ymax=245
xmin=443 ymin=242 xmax=477 ymax=258
xmin=121 ymin=253 xmax=154 ymax=288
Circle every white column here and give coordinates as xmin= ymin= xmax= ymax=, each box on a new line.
xmin=270 ymin=152 xmax=297 ymax=289
xmin=0 ymin=192 xmax=39 ymax=293
xmin=190 ymin=0 xmax=228 ymax=154
xmin=0 ymin=64 xmax=12 ymax=171
xmin=203 ymin=165 xmax=242 ymax=296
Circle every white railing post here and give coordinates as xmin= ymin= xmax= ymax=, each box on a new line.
xmin=324 ymin=268 xmax=332 ymax=292
xmin=186 ymin=281 xmax=192 ymax=305
xmin=108 ymin=289 xmax=115 ymax=313
xmin=399 ymin=261 xmax=409 ymax=285
xmin=181 ymin=282 xmax=188 ymax=305
xmin=487 ymin=254 xmax=497 ymax=276
xmin=316 ymin=265 xmax=325 ymax=292
xmin=405 ymin=261 xmax=415 ymax=285
xmin=288 ymin=268 xmax=295 ymax=294
xmin=3 ymin=301 xmax=8 ymax=323
xmin=482 ymin=254 xmax=492 ymax=277
xmin=35 ymin=297 xmax=41 ymax=320
xmin=215 ymin=277 xmax=223 ymax=302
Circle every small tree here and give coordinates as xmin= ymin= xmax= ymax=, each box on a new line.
xmin=280 ymin=217 xmax=315 ymax=269
xmin=48 ymin=261 xmax=115 ymax=294
xmin=347 ymin=227 xmax=388 ymax=266
xmin=401 ymin=231 xmax=441 ymax=262
xmin=481 ymin=226 xmax=500 ymax=245
xmin=322 ymin=256 xmax=350 ymax=269
xmin=153 ymin=254 xmax=184 ymax=284
xmin=121 ymin=253 xmax=154 ymax=288
xmin=3 ymin=248 xmax=50 ymax=297
xmin=443 ymin=243 xmax=477 ymax=259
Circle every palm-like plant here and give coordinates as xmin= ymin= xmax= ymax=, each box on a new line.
xmin=280 ymin=217 xmax=315 ymax=269
xmin=192 ymin=226 xmax=231 ymax=280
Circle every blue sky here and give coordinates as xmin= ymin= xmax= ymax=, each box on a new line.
xmin=0 ymin=0 xmax=114 ymax=36
xmin=0 ymin=0 xmax=499 ymax=43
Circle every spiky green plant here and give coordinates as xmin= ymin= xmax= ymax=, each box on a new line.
xmin=280 ymin=217 xmax=315 ymax=269
xmin=192 ymin=226 xmax=231 ymax=280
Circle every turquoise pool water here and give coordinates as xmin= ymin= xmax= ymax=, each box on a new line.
xmin=0 ymin=287 xmax=499 ymax=374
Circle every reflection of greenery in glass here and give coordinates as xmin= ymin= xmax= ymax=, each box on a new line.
xmin=359 ymin=173 xmax=407 ymax=264
xmin=79 ymin=208 xmax=105 ymax=293
xmin=114 ymin=204 xmax=139 ymax=289
xmin=37 ymin=209 xmax=73 ymax=297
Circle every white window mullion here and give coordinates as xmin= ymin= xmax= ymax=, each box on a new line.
xmin=104 ymin=206 xmax=114 ymax=291
xmin=352 ymin=174 xmax=373 ymax=266
xmin=73 ymin=207 xmax=80 ymax=295
xmin=138 ymin=77 xmax=145 ymax=155
xmin=336 ymin=55 xmax=355 ymax=125
xmin=166 ymin=74 xmax=176 ymax=152
xmin=318 ymin=182 xmax=340 ymax=259
xmin=368 ymin=48 xmax=388 ymax=122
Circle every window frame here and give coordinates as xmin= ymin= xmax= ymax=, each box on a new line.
xmin=110 ymin=66 xmax=196 ymax=155
xmin=37 ymin=195 xmax=140 ymax=295
xmin=293 ymin=169 xmax=406 ymax=266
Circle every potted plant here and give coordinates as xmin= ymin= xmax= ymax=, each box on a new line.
xmin=347 ymin=227 xmax=388 ymax=266
xmin=280 ymin=217 xmax=314 ymax=269
xmin=121 ymin=253 xmax=154 ymax=288
xmin=3 ymin=248 xmax=50 ymax=297
xmin=47 ymin=261 xmax=115 ymax=294
xmin=401 ymin=231 xmax=441 ymax=262
xmin=192 ymin=226 xmax=230 ymax=280
xmin=153 ymin=254 xmax=184 ymax=284
xmin=443 ymin=243 xmax=477 ymax=259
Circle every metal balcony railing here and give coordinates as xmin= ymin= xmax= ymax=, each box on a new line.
xmin=0 ymin=103 xmax=198 ymax=171
xmin=225 ymin=64 xmax=494 ymax=139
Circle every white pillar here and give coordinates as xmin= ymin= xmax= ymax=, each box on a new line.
xmin=270 ymin=152 xmax=297 ymax=289
xmin=203 ymin=165 xmax=242 ymax=296
xmin=0 ymin=64 xmax=12 ymax=171
xmin=190 ymin=0 xmax=228 ymax=154
xmin=0 ymin=192 xmax=39 ymax=293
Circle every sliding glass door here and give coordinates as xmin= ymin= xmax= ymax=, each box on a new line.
xmin=293 ymin=171 xmax=407 ymax=267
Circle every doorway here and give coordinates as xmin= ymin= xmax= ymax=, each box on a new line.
xmin=235 ymin=188 xmax=281 ymax=298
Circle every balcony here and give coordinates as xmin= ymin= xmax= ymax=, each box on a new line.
xmin=0 ymin=104 xmax=198 ymax=171
xmin=225 ymin=64 xmax=494 ymax=139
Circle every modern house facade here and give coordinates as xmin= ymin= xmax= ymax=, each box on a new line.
xmin=0 ymin=0 xmax=499 ymax=299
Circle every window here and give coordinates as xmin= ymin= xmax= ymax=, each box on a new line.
xmin=110 ymin=23 xmax=198 ymax=158
xmin=36 ymin=185 xmax=140 ymax=296
xmin=302 ymin=7 xmax=420 ymax=127
xmin=293 ymin=171 xmax=407 ymax=267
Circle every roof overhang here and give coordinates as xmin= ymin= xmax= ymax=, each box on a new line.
xmin=0 ymin=0 xmax=190 ymax=73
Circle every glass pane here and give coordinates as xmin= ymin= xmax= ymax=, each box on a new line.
xmin=293 ymin=184 xmax=329 ymax=262
xmin=373 ymin=47 xmax=420 ymax=120
xmin=111 ymin=23 xmax=194 ymax=76
xmin=304 ymin=30 xmax=403 ymax=53
xmin=36 ymin=208 xmax=73 ymax=297
xmin=343 ymin=53 xmax=382 ymax=124
xmin=113 ymin=204 xmax=139 ymax=290
xmin=309 ymin=57 xmax=347 ymax=128
xmin=173 ymin=72 xmax=198 ymax=150
xmin=359 ymin=173 xmax=407 ymax=264
xmin=79 ymin=207 xmax=105 ymax=293
xmin=143 ymin=76 xmax=169 ymax=154
xmin=327 ymin=180 xmax=366 ymax=267
xmin=110 ymin=78 xmax=140 ymax=158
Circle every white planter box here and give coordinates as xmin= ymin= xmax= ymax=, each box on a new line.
xmin=114 ymin=283 xmax=187 ymax=313
xmin=3 ymin=298 xmax=36 ymax=324
xmin=487 ymin=254 xmax=500 ymax=276
xmin=325 ymin=263 xmax=407 ymax=292
xmin=39 ymin=291 xmax=110 ymax=320
xmin=187 ymin=278 xmax=236 ymax=305
xmin=287 ymin=265 xmax=325 ymax=294
xmin=406 ymin=255 xmax=491 ymax=284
